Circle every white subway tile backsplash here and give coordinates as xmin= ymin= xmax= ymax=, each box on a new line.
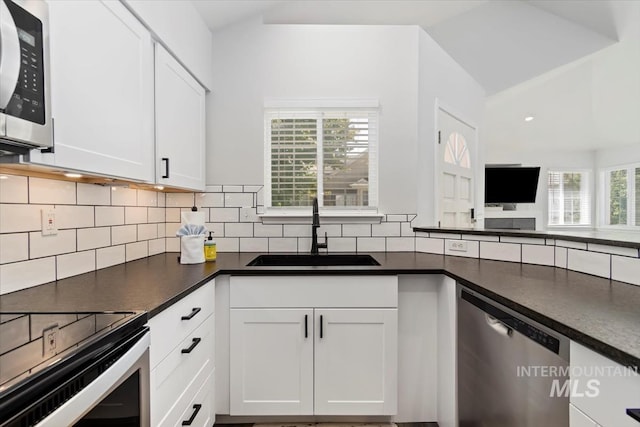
xmin=240 ymin=238 xmax=268 ymax=252
xmin=137 ymin=190 xmax=158 ymax=207
xmin=57 ymin=251 xmax=95 ymax=280
xmin=30 ymin=230 xmax=76 ymax=258
xmin=284 ymin=224 xmax=311 ymax=237
xmin=522 ymin=244 xmax=554 ymax=266
xmin=0 ymin=257 xmax=56 ymax=294
xmin=567 ymin=249 xmax=610 ymax=279
xmin=222 ymin=185 xmax=243 ymax=192
xmin=461 ymin=234 xmax=499 ymax=242
xmin=165 ymin=208 xmax=180 ymax=222
xmin=546 ymin=239 xmax=556 ymax=246
xmin=386 ymin=214 xmax=408 ymax=222
xmin=148 ymin=207 xmax=165 ymax=223
xmin=244 ymin=185 xmax=262 ymax=193
xmin=445 ymin=239 xmax=479 ymax=258
xmin=157 ymin=192 xmax=166 ymax=207
xmin=387 ymin=237 xmax=415 ymax=252
xmin=111 ymin=225 xmax=137 ymax=245
xmin=416 ymin=237 xmax=444 ymax=254
xmin=29 ymin=178 xmax=76 ymax=205
xmin=430 ymin=232 xmax=461 ymax=240
xmin=0 ymin=204 xmax=51 ymax=233
xmin=225 ymin=193 xmax=253 ymax=208
xmin=500 ymin=236 xmax=545 ymax=245
xmin=328 ymin=237 xmax=356 ymax=252
xmin=254 ymin=223 xmax=282 ymax=237
xmin=343 ymin=224 xmax=371 ymax=237
xmin=157 ymin=224 xmax=166 ymax=238
xmin=165 ymin=192 xmax=194 ymax=208
xmin=318 ymin=224 xmax=342 ymax=237
xmin=77 ymin=227 xmax=111 ymax=251
xmin=126 ymin=241 xmax=148 ymax=262
xmin=54 ymin=205 xmax=94 ymax=229
xmin=611 ymin=256 xmax=640 ymax=286
xmin=77 ymin=183 xmax=110 ymax=206
xmin=148 ymin=238 xmax=166 ymax=256
xmin=205 ymin=185 xmax=223 ymax=192
xmin=240 ymin=207 xmax=259 ymax=223
xmin=555 ymin=247 xmax=568 ymax=268
xmin=165 ymin=223 xmax=180 ymax=237
xmin=372 ymin=222 xmax=400 ymax=237
xmin=95 ymin=206 xmax=124 ymax=227
xmin=225 ymin=223 xmax=253 ymax=237
xmin=357 ymin=237 xmax=386 ymax=252
xmin=137 ymin=223 xmax=158 ymax=241
xmin=197 ymin=193 xmax=224 ymax=208
xmin=480 ymin=241 xmax=520 ymax=263
xmin=216 ymin=237 xmax=239 ymax=252
xmin=205 ymin=222 xmax=224 ymax=237
xmin=125 ymin=207 xmax=147 ymax=224
xmin=0 ymin=175 xmax=28 ymax=203
xmin=401 ymin=222 xmax=415 ymax=237
xmin=0 ymin=234 xmax=29 ymax=264
xmin=587 ymin=243 xmax=638 ymax=258
xmin=110 ymin=187 xmax=137 ymax=206
xmin=268 ymin=238 xmax=297 ymax=252
xmin=298 ymin=237 xmax=311 ymax=252
xmin=165 ymin=237 xmax=179 ymax=252
xmin=210 ymin=207 xmax=239 ymax=222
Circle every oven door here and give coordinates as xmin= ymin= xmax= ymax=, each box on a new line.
xmin=36 ymin=331 xmax=150 ymax=427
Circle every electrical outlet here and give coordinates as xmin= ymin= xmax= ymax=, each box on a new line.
xmin=43 ymin=324 xmax=59 ymax=357
xmin=41 ymin=208 xmax=58 ymax=236
xmin=448 ymin=240 xmax=468 ymax=252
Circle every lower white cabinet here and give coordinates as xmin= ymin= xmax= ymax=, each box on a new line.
xmin=570 ymin=341 xmax=640 ymax=427
xmin=229 ymin=275 xmax=398 ymax=416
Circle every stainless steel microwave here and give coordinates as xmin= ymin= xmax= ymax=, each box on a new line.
xmin=0 ymin=0 xmax=52 ymax=156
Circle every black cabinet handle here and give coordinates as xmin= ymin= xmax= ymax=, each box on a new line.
xmin=627 ymin=408 xmax=640 ymax=423
xmin=181 ymin=337 xmax=201 ymax=354
xmin=181 ymin=404 xmax=202 ymax=426
xmin=162 ymin=157 xmax=170 ymax=178
xmin=320 ymin=315 xmax=323 ymax=339
xmin=181 ymin=307 xmax=201 ymax=321
xmin=304 ymin=314 xmax=308 ymax=338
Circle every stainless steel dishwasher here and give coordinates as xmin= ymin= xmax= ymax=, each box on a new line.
xmin=458 ymin=284 xmax=570 ymax=427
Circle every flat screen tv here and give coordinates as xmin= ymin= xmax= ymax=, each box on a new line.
xmin=485 ymin=166 xmax=541 ymax=204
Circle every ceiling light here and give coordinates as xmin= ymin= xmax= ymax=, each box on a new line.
xmin=154 ymin=185 xmax=165 ymax=190
xmin=64 ymin=173 xmax=83 ymax=178
xmin=524 ymin=116 xmax=535 ymax=122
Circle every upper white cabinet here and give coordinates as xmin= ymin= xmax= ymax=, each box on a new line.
xmin=155 ymin=44 xmax=206 ymax=191
xmin=41 ymin=0 xmax=154 ymax=182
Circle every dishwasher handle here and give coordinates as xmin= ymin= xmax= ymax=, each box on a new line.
xmin=485 ymin=314 xmax=512 ymax=337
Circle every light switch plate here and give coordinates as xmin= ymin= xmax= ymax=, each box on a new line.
xmin=43 ymin=324 xmax=59 ymax=357
xmin=448 ymin=240 xmax=468 ymax=252
xmin=41 ymin=208 xmax=58 ymax=236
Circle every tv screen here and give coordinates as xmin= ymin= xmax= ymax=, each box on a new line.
xmin=485 ymin=167 xmax=541 ymax=204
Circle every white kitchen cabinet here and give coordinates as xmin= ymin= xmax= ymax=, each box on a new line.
xmin=314 ymin=308 xmax=398 ymax=415
xmin=570 ymin=341 xmax=640 ymax=427
xmin=228 ymin=275 xmax=398 ymax=416
xmin=230 ymin=309 xmax=314 ymax=415
xmin=155 ymin=44 xmax=206 ymax=191
xmin=571 ymin=403 xmax=600 ymax=427
xmin=38 ymin=0 xmax=154 ymax=182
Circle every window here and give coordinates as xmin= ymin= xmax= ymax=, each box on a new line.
xmin=265 ymin=109 xmax=378 ymax=210
xmin=547 ymin=170 xmax=591 ymax=226
xmin=603 ymin=163 xmax=640 ymax=227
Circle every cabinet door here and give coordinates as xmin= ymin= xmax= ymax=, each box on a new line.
xmin=155 ymin=44 xmax=205 ymax=191
xmin=45 ymin=0 xmax=154 ymax=181
xmin=230 ymin=309 xmax=313 ymax=415
xmin=314 ymin=308 xmax=398 ymax=415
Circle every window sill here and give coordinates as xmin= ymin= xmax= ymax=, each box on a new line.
xmin=259 ymin=210 xmax=384 ymax=224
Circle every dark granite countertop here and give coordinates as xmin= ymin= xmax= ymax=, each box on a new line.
xmin=1 ymin=252 xmax=639 ymax=369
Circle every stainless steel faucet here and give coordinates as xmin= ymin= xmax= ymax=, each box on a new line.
xmin=311 ymin=197 xmax=328 ymax=255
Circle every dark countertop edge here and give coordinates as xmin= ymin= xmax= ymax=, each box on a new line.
xmin=154 ymin=262 xmax=640 ymax=370
xmin=413 ymin=226 xmax=640 ymax=249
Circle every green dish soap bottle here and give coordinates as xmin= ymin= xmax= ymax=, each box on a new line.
xmin=204 ymin=232 xmax=217 ymax=261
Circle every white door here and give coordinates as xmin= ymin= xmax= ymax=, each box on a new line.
xmin=155 ymin=44 xmax=206 ymax=191
xmin=437 ymin=108 xmax=476 ymax=228
xmin=314 ymin=309 xmax=398 ymax=415
xmin=229 ymin=309 xmax=314 ymax=415
xmin=44 ymin=0 xmax=154 ymax=181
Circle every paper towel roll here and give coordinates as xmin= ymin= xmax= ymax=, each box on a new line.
xmin=181 ymin=211 xmax=205 ymax=226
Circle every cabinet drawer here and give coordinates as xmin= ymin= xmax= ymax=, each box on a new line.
xmin=157 ymin=365 xmax=214 ymax=427
xmin=150 ymin=281 xmax=214 ymax=368
xmin=152 ymin=314 xmax=214 ymax=420
xmin=230 ymin=276 xmax=398 ymax=308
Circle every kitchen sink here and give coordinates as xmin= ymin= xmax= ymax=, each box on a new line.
xmin=246 ymin=254 xmax=380 ymax=267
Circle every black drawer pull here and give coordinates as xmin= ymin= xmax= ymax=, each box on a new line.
xmin=181 ymin=337 xmax=201 ymax=354
xmin=320 ymin=314 xmax=323 ymax=339
xmin=162 ymin=157 xmax=170 ymax=178
xmin=181 ymin=404 xmax=202 ymax=426
xmin=304 ymin=314 xmax=308 ymax=338
xmin=181 ymin=307 xmax=201 ymax=320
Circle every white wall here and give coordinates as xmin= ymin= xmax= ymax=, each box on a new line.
xmin=415 ymin=31 xmax=485 ymax=227
xmin=595 ymin=143 xmax=640 ymax=170
xmin=207 ymin=21 xmax=420 ymax=214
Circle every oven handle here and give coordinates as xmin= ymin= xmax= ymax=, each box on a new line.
xmin=0 ymin=0 xmax=21 ymax=109
xmin=36 ymin=331 xmax=150 ymax=427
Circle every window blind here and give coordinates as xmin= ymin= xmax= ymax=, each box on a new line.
xmin=547 ymin=171 xmax=591 ymax=226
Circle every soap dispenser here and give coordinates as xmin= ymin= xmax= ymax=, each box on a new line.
xmin=204 ymin=232 xmax=217 ymax=261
